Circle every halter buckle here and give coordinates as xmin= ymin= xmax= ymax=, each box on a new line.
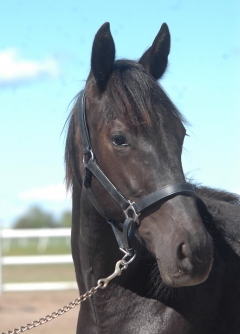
xmin=123 ymin=201 xmax=140 ymax=224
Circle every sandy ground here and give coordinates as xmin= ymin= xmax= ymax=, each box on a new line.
xmin=0 ymin=290 xmax=80 ymax=334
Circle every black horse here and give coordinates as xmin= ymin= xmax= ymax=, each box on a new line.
xmin=65 ymin=22 xmax=240 ymax=334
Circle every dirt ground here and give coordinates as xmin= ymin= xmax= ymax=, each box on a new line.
xmin=0 ymin=290 xmax=80 ymax=334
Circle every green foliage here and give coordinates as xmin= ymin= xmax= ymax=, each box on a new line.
xmin=12 ymin=206 xmax=72 ymax=229
xmin=13 ymin=206 xmax=57 ymax=229
xmin=59 ymin=211 xmax=72 ymax=227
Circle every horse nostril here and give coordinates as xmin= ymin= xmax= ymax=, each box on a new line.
xmin=177 ymin=243 xmax=188 ymax=260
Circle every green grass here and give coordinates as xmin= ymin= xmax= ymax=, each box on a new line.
xmin=1 ymin=237 xmax=75 ymax=284
xmin=2 ymin=237 xmax=71 ymax=256
xmin=3 ymin=264 xmax=76 ymax=283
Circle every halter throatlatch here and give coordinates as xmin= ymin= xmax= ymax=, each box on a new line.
xmin=78 ymin=90 xmax=196 ymax=255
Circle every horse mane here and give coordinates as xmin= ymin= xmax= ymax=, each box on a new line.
xmin=64 ymin=103 xmax=78 ymax=190
xmin=196 ymin=185 xmax=240 ymax=205
xmin=65 ymin=59 xmax=187 ymax=190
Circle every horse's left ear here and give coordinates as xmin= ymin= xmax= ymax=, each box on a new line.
xmin=139 ymin=23 xmax=170 ymax=80
xmin=91 ymin=22 xmax=115 ymax=88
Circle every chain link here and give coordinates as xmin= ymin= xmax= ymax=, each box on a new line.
xmin=1 ymin=283 xmax=102 ymax=334
xmin=1 ymin=253 xmax=136 ymax=334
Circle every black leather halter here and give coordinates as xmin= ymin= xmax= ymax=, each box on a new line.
xmin=78 ymin=90 xmax=196 ymax=255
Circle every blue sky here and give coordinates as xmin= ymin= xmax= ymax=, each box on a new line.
xmin=0 ymin=0 xmax=239 ymax=228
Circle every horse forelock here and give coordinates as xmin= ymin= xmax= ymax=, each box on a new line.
xmin=87 ymin=59 xmax=187 ymax=130
xmin=108 ymin=60 xmax=155 ymax=127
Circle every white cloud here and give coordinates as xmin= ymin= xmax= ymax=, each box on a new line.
xmin=19 ymin=183 xmax=71 ymax=201
xmin=0 ymin=49 xmax=59 ymax=86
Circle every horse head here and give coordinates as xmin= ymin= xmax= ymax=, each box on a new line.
xmin=71 ymin=22 xmax=213 ymax=288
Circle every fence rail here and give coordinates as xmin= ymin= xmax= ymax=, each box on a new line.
xmin=1 ymin=228 xmax=71 ymax=238
xmin=0 ymin=228 xmax=77 ymax=293
xmin=3 ymin=281 xmax=78 ymax=292
xmin=2 ymin=254 xmax=73 ymax=265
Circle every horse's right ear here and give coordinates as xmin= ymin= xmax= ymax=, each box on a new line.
xmin=139 ymin=23 xmax=170 ymax=80
xmin=91 ymin=22 xmax=115 ymax=88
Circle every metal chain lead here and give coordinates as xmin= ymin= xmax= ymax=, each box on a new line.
xmin=1 ymin=254 xmax=135 ymax=334
xmin=1 ymin=283 xmax=102 ymax=334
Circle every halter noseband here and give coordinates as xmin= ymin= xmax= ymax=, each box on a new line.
xmin=78 ymin=90 xmax=196 ymax=255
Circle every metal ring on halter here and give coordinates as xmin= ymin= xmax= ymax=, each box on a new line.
xmin=123 ymin=201 xmax=140 ymax=224
xmin=83 ymin=149 xmax=95 ymax=166
xmin=120 ymin=248 xmax=137 ymax=265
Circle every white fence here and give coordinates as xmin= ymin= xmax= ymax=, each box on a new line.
xmin=0 ymin=228 xmax=77 ymax=293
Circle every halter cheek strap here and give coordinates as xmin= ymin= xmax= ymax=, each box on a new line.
xmin=78 ymin=89 xmax=196 ymax=255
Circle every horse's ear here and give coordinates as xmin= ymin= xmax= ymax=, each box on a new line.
xmin=139 ymin=23 xmax=170 ymax=80
xmin=91 ymin=22 xmax=115 ymax=88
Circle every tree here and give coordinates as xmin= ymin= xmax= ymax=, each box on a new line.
xmin=13 ymin=206 xmax=57 ymax=229
xmin=58 ymin=211 xmax=72 ymax=227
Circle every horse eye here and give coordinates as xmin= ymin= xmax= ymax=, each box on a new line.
xmin=112 ymin=135 xmax=129 ymax=147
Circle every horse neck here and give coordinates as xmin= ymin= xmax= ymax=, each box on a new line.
xmin=74 ymin=183 xmax=131 ymax=287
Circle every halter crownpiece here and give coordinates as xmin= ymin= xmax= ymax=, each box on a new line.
xmin=78 ymin=89 xmax=196 ymax=254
